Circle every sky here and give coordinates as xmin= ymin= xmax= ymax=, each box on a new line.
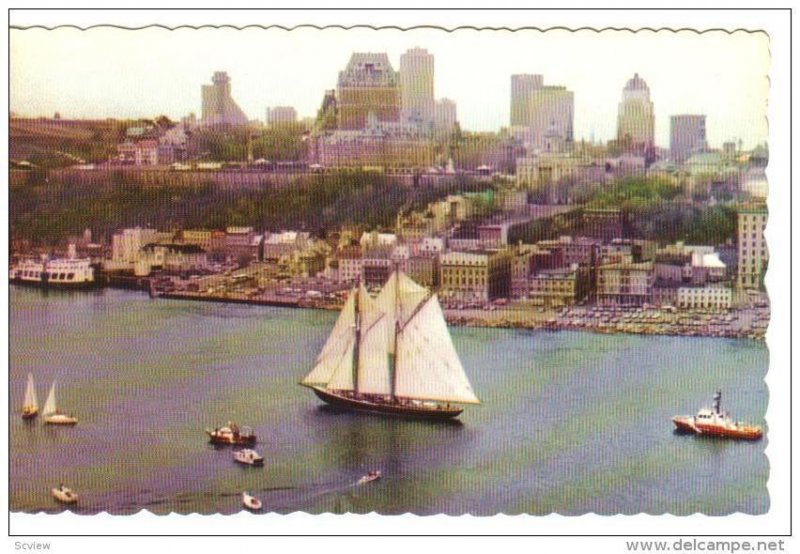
xmin=10 ymin=24 xmax=769 ymax=150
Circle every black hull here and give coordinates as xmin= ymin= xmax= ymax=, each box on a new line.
xmin=10 ymin=278 xmax=100 ymax=290
xmin=310 ymin=387 xmax=463 ymax=419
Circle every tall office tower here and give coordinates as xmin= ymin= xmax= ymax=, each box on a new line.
xmin=336 ymin=53 xmax=401 ymax=130
xmin=266 ymin=106 xmax=298 ymax=126
xmin=670 ymin=115 xmax=708 ymax=163
xmin=399 ymin=47 xmax=435 ymax=127
xmin=529 ymin=86 xmax=574 ymax=150
xmin=434 ymin=98 xmax=458 ymax=134
xmin=510 ymin=74 xmax=544 ymax=126
xmin=616 ymin=73 xmax=655 ymax=151
xmin=201 ymin=71 xmax=249 ymax=126
xmin=737 ymin=204 xmax=769 ymax=290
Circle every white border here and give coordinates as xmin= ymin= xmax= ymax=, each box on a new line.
xmin=3 ymin=5 xmax=793 ymax=550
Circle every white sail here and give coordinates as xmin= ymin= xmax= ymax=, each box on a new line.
xmin=301 ymin=290 xmax=356 ymax=386
xmin=375 ymin=271 xmax=429 ymax=354
xmin=327 ymin=339 xmax=357 ymax=391
xmin=23 ymin=373 xmax=38 ymax=412
xmin=357 ymin=311 xmax=392 ymax=395
xmin=42 ymin=382 xmax=57 ymax=416
xmin=395 ymin=295 xmax=481 ymax=404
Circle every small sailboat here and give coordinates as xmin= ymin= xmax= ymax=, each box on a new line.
xmin=242 ymin=492 xmax=262 ymax=511
xmin=300 ymin=271 xmax=480 ymax=419
xmin=42 ymin=382 xmax=78 ymax=425
xmin=22 ymin=373 xmax=39 ymax=420
xmin=51 ymin=484 xmax=78 ymax=504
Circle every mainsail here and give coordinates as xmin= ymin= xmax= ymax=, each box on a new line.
xmin=301 ymin=270 xmax=480 ymax=407
xmin=23 ymin=373 xmax=38 ymax=412
xmin=42 ymin=382 xmax=57 ymax=416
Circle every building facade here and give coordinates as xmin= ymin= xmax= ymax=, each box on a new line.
xmin=677 ymin=285 xmax=732 ymax=310
xmin=670 ymin=114 xmax=708 ymax=163
xmin=201 ymin=71 xmax=249 ymax=126
xmin=596 ymin=262 xmax=655 ymax=306
xmin=510 ymin=74 xmax=544 ymax=127
xmin=399 ymin=48 xmax=435 ymax=129
xmin=529 ymin=86 xmax=574 ymax=151
xmin=266 ymin=106 xmax=298 ymax=126
xmin=736 ymin=204 xmax=768 ymax=290
xmin=440 ymin=250 xmax=512 ymax=303
xmin=337 ymin=53 xmax=401 ymax=130
xmin=616 ymin=73 xmax=655 ymax=153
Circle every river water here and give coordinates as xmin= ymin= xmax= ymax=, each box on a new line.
xmin=10 ymin=287 xmax=769 ymax=515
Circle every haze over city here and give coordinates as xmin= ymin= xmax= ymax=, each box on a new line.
xmin=10 ymin=26 xmax=769 ymax=149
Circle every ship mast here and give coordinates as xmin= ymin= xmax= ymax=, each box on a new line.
xmin=391 ymin=266 xmax=400 ymax=401
xmin=352 ymin=284 xmax=361 ymax=394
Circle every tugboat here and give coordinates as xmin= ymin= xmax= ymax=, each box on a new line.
xmin=672 ymin=391 xmax=763 ymax=440
xmin=233 ymin=448 xmax=264 ymax=466
xmin=205 ymin=421 xmax=256 ymax=445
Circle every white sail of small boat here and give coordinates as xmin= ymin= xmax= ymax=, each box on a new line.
xmin=300 ymin=270 xmax=479 ymax=418
xmin=42 ymin=382 xmax=57 ymax=416
xmin=22 ymin=373 xmax=39 ymax=419
xmin=42 ymin=381 xmax=78 ymax=425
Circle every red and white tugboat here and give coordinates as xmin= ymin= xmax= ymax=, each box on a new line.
xmin=672 ymin=391 xmax=763 ymax=440
xmin=206 ymin=421 xmax=256 ymax=446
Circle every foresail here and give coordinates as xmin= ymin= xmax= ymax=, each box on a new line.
xmin=42 ymin=382 xmax=57 ymax=415
xmin=375 ymin=271 xmax=429 ymax=352
xmin=301 ymin=290 xmax=356 ymax=386
xmin=327 ymin=339 xmax=357 ymax=391
xmin=396 ymin=296 xmax=480 ymax=404
xmin=24 ymin=373 xmax=38 ymax=410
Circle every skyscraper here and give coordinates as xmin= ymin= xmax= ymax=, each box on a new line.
xmin=510 ymin=74 xmax=544 ymax=127
xmin=434 ymin=98 xmax=458 ymax=135
xmin=529 ymin=86 xmax=574 ymax=150
xmin=336 ymin=53 xmax=401 ymax=130
xmin=670 ymin=115 xmax=708 ymax=163
xmin=616 ymin=73 xmax=655 ymax=151
xmin=201 ymin=71 xmax=249 ymax=126
xmin=737 ymin=204 xmax=768 ymax=290
xmin=399 ymin=48 xmax=435 ymax=128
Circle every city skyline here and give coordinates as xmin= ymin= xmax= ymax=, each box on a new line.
xmin=11 ymin=26 xmax=769 ymax=150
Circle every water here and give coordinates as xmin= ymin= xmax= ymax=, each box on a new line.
xmin=10 ymin=287 xmax=769 ymax=515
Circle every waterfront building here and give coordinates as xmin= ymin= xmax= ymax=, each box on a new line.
xmin=360 ymin=231 xmax=397 ymax=250
xmin=535 ymin=236 xmax=598 ymax=267
xmin=405 ymin=255 xmax=439 ymax=288
xmin=362 ymin=246 xmax=394 ymax=287
xmin=529 ymin=265 xmax=592 ymax=308
xmin=337 ymin=245 xmax=363 ymax=283
xmin=670 ymin=115 xmax=708 ymax=163
xmin=266 ymin=106 xmax=298 ymax=126
xmin=677 ymin=284 xmax=732 ymax=310
xmin=140 ymin=243 xmax=209 ymax=274
xmin=616 ymin=73 xmax=655 ymax=154
xmin=262 ymin=231 xmax=311 ymax=262
xmin=596 ymin=262 xmax=655 ymax=306
xmin=396 ymin=211 xmax=437 ymax=241
xmin=225 ymin=226 xmax=259 ymax=263
xmin=201 ymin=71 xmax=249 ymax=127
xmin=181 ymin=229 xmax=214 ymax=252
xmin=337 ymin=53 xmax=401 ymax=130
xmin=111 ymin=228 xmax=168 ymax=264
xmin=440 ymin=250 xmax=512 ymax=303
xmin=510 ymin=248 xmax=534 ymax=299
xmin=736 ymin=203 xmax=768 ymax=290
xmin=399 ymin=48 xmax=435 ymax=129
xmin=510 ymin=74 xmax=544 ymax=127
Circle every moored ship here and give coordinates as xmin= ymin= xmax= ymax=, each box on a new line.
xmin=10 ymin=247 xmax=97 ymax=289
xmin=300 ymin=270 xmax=480 ymax=419
xmin=672 ymin=391 xmax=763 ymax=440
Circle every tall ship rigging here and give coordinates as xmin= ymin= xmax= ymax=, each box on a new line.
xmin=300 ymin=270 xmax=480 ymax=419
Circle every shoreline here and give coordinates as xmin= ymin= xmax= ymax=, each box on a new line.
xmin=154 ymin=290 xmax=768 ymax=341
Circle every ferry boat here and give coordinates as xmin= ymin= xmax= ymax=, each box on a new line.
xmin=10 ymin=247 xmax=96 ymax=289
xmin=672 ymin=391 xmax=763 ymax=440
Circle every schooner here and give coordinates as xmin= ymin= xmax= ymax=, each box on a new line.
xmin=300 ymin=270 xmax=480 ymax=419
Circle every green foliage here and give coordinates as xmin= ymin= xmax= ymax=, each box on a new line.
xmin=587 ymin=176 xmax=682 ymax=211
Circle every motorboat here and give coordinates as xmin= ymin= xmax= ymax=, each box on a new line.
xmin=51 ymin=485 xmax=78 ymax=504
xmin=205 ymin=421 xmax=256 ymax=445
xmin=242 ymin=492 xmax=262 ymax=511
xmin=357 ymin=470 xmax=382 ymax=485
xmin=233 ymin=448 xmax=264 ymax=466
xmin=672 ymin=391 xmax=763 ymax=440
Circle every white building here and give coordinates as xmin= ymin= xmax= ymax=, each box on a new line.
xmin=677 ymin=285 xmax=732 ymax=310
xmin=111 ymin=228 xmax=167 ymax=264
